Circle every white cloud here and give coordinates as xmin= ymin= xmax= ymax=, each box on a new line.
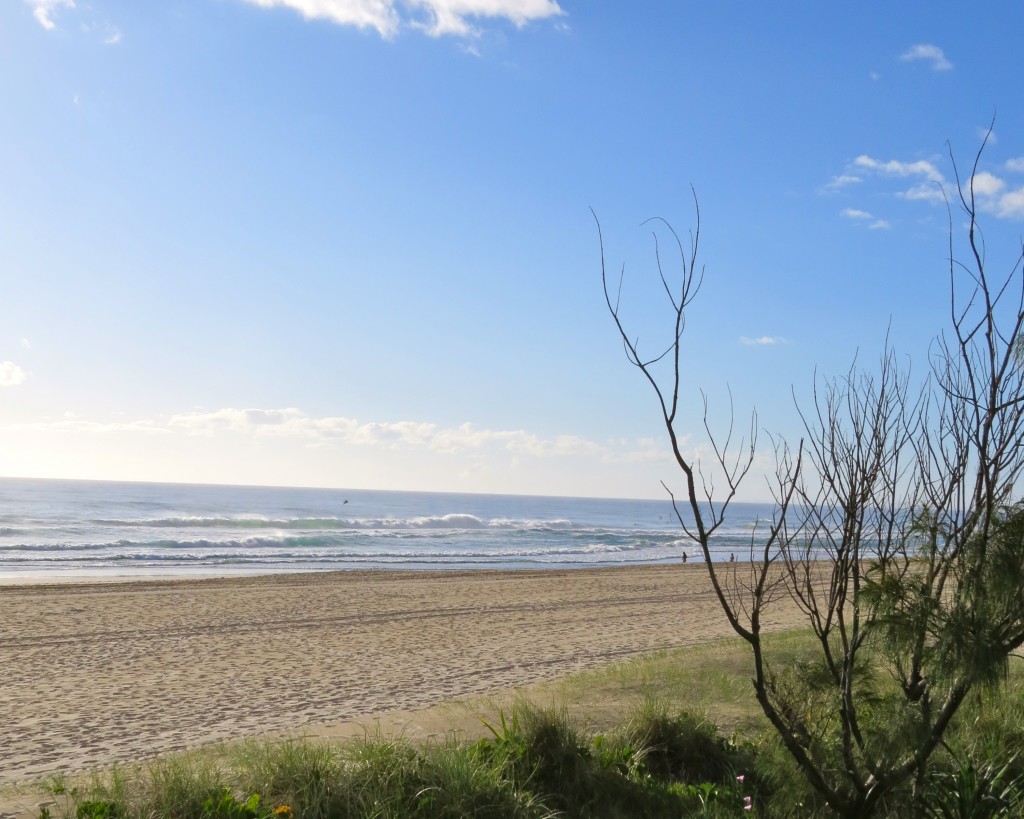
xmin=840 ymin=208 xmax=889 ymax=229
xmin=242 ymin=0 xmax=401 ymax=37
xmin=990 ymin=187 xmax=1024 ymax=220
xmin=899 ymin=43 xmax=952 ymax=71
xmin=0 ymin=361 xmax=27 ymax=387
xmin=19 ymin=337 xmax=31 ymax=350
xmin=832 ymin=151 xmax=1024 ymax=222
xmin=969 ymin=171 xmax=1006 ymax=198
xmin=851 ymin=155 xmax=948 ymax=206
xmin=407 ymin=0 xmax=565 ymax=37
xmin=27 ymin=0 xmax=75 ymax=30
xmin=740 ymin=336 xmax=788 ymax=346
xmin=104 ymin=26 xmax=122 ymax=44
xmin=898 ymin=183 xmax=947 ymax=204
xmin=820 ymin=174 xmax=862 ymax=193
xmin=854 ymin=155 xmax=945 ymax=183
xmin=238 ymin=0 xmax=564 ymax=38
xmin=946 ymin=170 xmax=1024 ymax=221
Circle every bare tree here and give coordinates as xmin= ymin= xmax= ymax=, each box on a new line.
xmin=598 ymin=142 xmax=1024 ymax=817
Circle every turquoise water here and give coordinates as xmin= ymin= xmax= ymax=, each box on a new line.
xmin=0 ymin=478 xmax=775 ymax=579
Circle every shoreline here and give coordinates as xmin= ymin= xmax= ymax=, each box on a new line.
xmin=0 ymin=559 xmax=704 ymax=587
xmin=0 ymin=564 xmax=804 ymax=787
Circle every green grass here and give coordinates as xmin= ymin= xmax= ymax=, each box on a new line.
xmin=510 ymin=629 xmax=819 ymax=739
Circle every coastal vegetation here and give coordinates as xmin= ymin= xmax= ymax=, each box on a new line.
xmin=598 ymin=137 xmax=1024 ymax=816
xmin=23 ymin=632 xmax=1024 ymax=818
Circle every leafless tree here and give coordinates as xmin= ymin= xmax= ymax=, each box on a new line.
xmin=598 ymin=141 xmax=1024 ymax=817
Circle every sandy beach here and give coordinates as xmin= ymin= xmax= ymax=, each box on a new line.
xmin=0 ymin=565 xmax=806 ymax=786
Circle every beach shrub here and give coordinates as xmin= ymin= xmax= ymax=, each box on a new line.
xmin=616 ymin=699 xmax=744 ymax=784
xmin=74 ymin=802 xmax=124 ymax=819
xmin=234 ymin=739 xmax=340 ymax=818
xmin=141 ymin=754 xmax=227 ymax=818
xmin=473 ymin=701 xmax=759 ymax=818
xmin=920 ymin=756 xmax=1023 ymax=819
xmin=201 ymin=789 xmax=266 ymax=819
xmin=331 ymin=733 xmax=549 ymax=819
xmin=477 ymin=703 xmax=605 ymax=815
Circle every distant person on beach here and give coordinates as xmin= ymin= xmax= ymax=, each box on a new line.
xmin=681 ymin=551 xmax=688 ymax=563
xmin=729 ymin=553 xmax=735 ymax=562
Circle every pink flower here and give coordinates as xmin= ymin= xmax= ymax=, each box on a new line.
xmin=736 ymin=774 xmax=745 ymax=783
xmin=744 ymin=795 xmax=753 ymax=811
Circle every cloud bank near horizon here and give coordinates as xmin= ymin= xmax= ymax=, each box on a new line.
xmin=8 ymin=406 xmax=668 ymax=465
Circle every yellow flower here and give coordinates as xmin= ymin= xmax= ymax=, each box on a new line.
xmin=274 ymin=807 xmax=293 ymax=817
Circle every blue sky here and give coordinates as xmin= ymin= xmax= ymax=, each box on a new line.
xmin=1 ymin=0 xmax=1022 ymax=500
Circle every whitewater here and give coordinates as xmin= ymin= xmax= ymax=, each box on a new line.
xmin=0 ymin=478 xmax=774 ymax=579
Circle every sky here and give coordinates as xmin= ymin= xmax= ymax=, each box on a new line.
xmin=1 ymin=0 xmax=1023 ymax=501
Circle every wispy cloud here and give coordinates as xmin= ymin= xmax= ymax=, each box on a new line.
xmin=0 ymin=361 xmax=27 ymax=387
xmin=11 ymin=407 xmax=663 ymax=463
xmin=852 ymin=154 xmax=947 ymax=205
xmin=820 ymin=174 xmax=862 ymax=193
xmin=165 ymin=408 xmax=610 ymax=458
xmin=829 ymin=149 xmax=1024 ymax=222
xmin=238 ymin=0 xmax=565 ymax=39
xmin=27 ymin=0 xmax=75 ymax=30
xmin=409 ymin=0 xmax=565 ymax=36
xmin=978 ymin=127 xmax=998 ymax=144
xmin=28 ymin=1 xmax=123 ymax=44
xmin=19 ymin=338 xmax=31 ymax=350
xmin=740 ymin=336 xmax=788 ymax=346
xmin=899 ymin=43 xmax=953 ymax=71
xmin=853 ymin=155 xmax=945 ymax=183
xmin=840 ymin=208 xmax=891 ymax=230
xmin=897 ymin=184 xmax=947 ymax=204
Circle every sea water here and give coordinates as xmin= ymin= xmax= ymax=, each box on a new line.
xmin=0 ymin=478 xmax=777 ymax=580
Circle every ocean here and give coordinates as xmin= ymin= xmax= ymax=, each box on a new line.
xmin=0 ymin=478 xmax=775 ymax=580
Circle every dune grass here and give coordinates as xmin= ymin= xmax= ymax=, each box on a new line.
xmin=34 ymin=700 xmax=756 ymax=818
